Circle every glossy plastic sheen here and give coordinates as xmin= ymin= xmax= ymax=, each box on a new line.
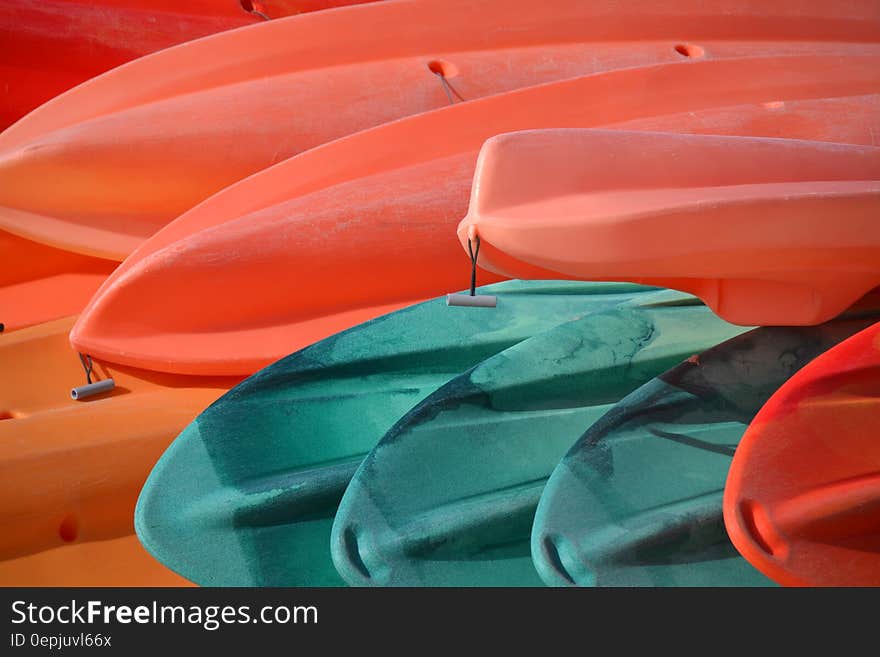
xmin=70 ymin=55 xmax=880 ymax=375
xmin=0 ymin=535 xmax=192 ymax=587
xmin=531 ymin=311 xmax=879 ymax=587
xmin=2 ymin=1 xmax=878 ymax=260
xmin=458 ymin=130 xmax=880 ymax=326
xmin=135 ymin=281 xmax=655 ymax=586
xmin=0 ymin=317 xmax=239 ymax=559
xmin=724 ymin=321 xmax=880 ymax=586
xmin=330 ymin=293 xmax=744 ymax=586
xmin=0 ymin=0 xmax=375 ymax=129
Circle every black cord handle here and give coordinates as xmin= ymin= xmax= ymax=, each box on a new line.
xmin=467 ymin=236 xmax=481 ymax=296
xmin=78 ymin=353 xmax=94 ymax=385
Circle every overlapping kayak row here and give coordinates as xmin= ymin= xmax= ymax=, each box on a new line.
xmin=0 ymin=0 xmax=376 ymax=130
xmin=136 ymin=286 xmax=880 ymax=587
xmin=725 ymin=321 xmax=880 ymax=587
xmin=137 ymin=281 xmax=668 ymax=586
xmin=15 ymin=0 xmax=877 ymax=261
xmin=21 ymin=55 xmax=880 ymax=371
xmin=2 ymin=0 xmax=879 ymax=587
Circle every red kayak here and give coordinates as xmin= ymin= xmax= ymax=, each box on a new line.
xmin=724 ymin=321 xmax=880 ymax=586
xmin=0 ymin=0 xmax=375 ymax=130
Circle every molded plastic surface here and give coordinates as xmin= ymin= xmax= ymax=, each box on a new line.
xmin=135 ymin=281 xmax=654 ymax=586
xmin=724 ymin=321 xmax=880 ymax=586
xmin=0 ymin=535 xmax=192 ymax=587
xmin=0 ymin=0 xmax=374 ymax=129
xmin=69 ymin=55 xmax=880 ymax=375
xmin=0 ymin=230 xmax=116 ymax=332
xmin=532 ymin=312 xmax=879 ymax=587
xmin=458 ymin=130 xmax=880 ymax=326
xmin=2 ymin=1 xmax=878 ymax=260
xmin=330 ymin=292 xmax=744 ymax=586
xmin=0 ymin=317 xmax=239 ymax=559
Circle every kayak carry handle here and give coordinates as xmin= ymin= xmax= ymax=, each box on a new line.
xmin=447 ymin=235 xmax=497 ymax=308
xmin=446 ymin=293 xmax=497 ymax=308
xmin=71 ymin=379 xmax=115 ymax=400
xmin=71 ymin=353 xmax=115 ymax=400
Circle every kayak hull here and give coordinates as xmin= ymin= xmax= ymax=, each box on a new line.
xmin=458 ymin=129 xmax=880 ymax=326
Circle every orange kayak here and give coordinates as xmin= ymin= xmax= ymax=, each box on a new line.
xmin=0 ymin=0 xmax=376 ymax=130
xmin=0 ymin=317 xmax=240 ymax=559
xmin=2 ymin=0 xmax=878 ymax=260
xmin=0 ymin=535 xmax=192 ymax=587
xmin=0 ymin=231 xmax=115 ymax=332
xmin=457 ymin=129 xmax=880 ymax=326
xmin=724 ymin=321 xmax=880 ymax=586
xmin=69 ymin=54 xmax=880 ymax=375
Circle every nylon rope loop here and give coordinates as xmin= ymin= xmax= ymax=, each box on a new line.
xmin=434 ymin=71 xmax=456 ymax=105
xmin=78 ymin=353 xmax=94 ymax=385
xmin=467 ymin=236 xmax=481 ymax=296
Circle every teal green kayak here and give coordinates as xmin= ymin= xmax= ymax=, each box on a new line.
xmin=531 ymin=315 xmax=879 ymax=587
xmin=330 ymin=293 xmax=744 ymax=586
xmin=135 ymin=280 xmax=654 ymax=586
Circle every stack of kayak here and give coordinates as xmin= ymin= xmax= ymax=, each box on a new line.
xmin=1 ymin=0 xmax=878 ymax=587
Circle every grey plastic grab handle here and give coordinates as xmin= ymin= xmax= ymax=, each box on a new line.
xmin=71 ymin=379 xmax=115 ymax=400
xmin=446 ymin=294 xmax=497 ymax=308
